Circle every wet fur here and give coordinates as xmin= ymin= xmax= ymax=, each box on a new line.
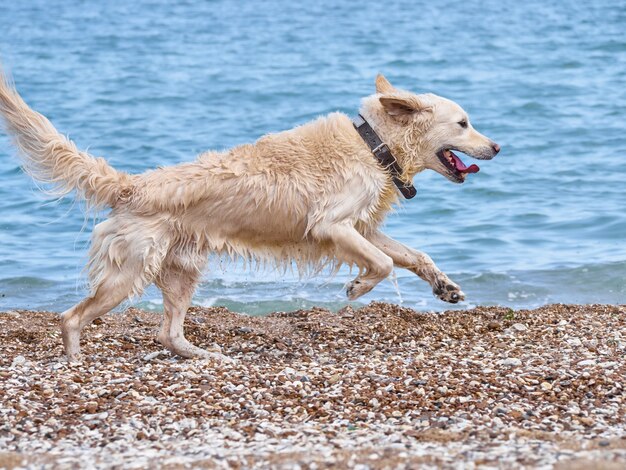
xmin=0 ymin=72 xmax=498 ymax=361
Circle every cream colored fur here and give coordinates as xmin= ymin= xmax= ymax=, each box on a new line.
xmin=0 ymin=71 xmax=499 ymax=362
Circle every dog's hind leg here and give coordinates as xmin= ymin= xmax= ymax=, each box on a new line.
xmin=61 ymin=218 xmax=170 ymax=362
xmin=312 ymin=224 xmax=393 ymax=300
xmin=366 ymin=230 xmax=465 ymax=303
xmin=155 ymin=260 xmax=230 ymax=361
xmin=61 ymin=278 xmax=137 ymax=362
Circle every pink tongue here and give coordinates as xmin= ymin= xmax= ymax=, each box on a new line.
xmin=450 ymin=153 xmax=479 ymax=174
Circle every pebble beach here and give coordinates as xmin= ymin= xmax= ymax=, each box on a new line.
xmin=1 ymin=1 xmax=626 ymax=469
xmin=1 ymin=302 xmax=625 ymax=469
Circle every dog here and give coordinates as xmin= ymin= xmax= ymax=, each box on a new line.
xmin=0 ymin=72 xmax=499 ymax=362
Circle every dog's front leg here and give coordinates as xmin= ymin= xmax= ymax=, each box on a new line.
xmin=312 ymin=224 xmax=393 ymax=300
xmin=367 ymin=230 xmax=465 ymax=304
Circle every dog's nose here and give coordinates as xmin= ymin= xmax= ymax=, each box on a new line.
xmin=492 ymin=143 xmax=501 ymax=154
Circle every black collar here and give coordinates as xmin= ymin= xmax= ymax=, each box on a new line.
xmin=352 ymin=114 xmax=417 ymax=199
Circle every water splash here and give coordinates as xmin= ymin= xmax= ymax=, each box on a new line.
xmin=388 ymin=270 xmax=403 ymax=304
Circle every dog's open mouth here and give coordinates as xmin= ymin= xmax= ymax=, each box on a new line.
xmin=436 ymin=149 xmax=480 ymax=182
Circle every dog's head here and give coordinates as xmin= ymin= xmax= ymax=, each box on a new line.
xmin=361 ymin=74 xmax=500 ymax=184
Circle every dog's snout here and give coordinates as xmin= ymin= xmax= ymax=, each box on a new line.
xmin=491 ymin=143 xmax=501 ymax=155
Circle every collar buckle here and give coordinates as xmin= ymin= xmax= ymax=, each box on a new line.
xmin=371 ymin=142 xmax=389 ymax=155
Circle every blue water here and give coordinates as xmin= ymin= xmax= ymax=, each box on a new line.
xmin=1 ymin=0 xmax=625 ymax=314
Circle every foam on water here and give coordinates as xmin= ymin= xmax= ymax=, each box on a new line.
xmin=0 ymin=0 xmax=625 ymax=314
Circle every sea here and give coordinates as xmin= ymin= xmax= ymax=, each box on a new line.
xmin=1 ymin=0 xmax=625 ymax=315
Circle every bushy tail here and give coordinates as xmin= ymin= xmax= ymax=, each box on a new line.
xmin=0 ymin=70 xmax=131 ymax=209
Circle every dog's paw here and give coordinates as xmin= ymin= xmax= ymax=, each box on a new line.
xmin=65 ymin=353 xmax=83 ymax=365
xmin=346 ymin=280 xmax=361 ymax=300
xmin=346 ymin=279 xmax=374 ymax=300
xmin=168 ymin=340 xmax=234 ymax=362
xmin=433 ymin=281 xmax=465 ymax=304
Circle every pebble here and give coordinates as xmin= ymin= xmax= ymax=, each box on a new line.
xmin=328 ymin=373 xmax=342 ymax=384
xmin=280 ymin=367 xmax=297 ymax=376
xmin=85 ymin=402 xmax=99 ymax=414
xmin=82 ymin=412 xmax=109 ymax=421
xmin=143 ymin=351 xmax=164 ymax=361
xmin=577 ymin=359 xmax=596 ymax=366
xmin=511 ymin=323 xmax=528 ymax=332
xmin=11 ymin=355 xmax=26 ymax=367
xmin=599 ymin=361 xmax=617 ymax=368
xmin=567 ymin=337 xmax=582 ymax=347
xmin=579 ymin=417 xmax=595 ymax=427
xmin=498 ymin=357 xmax=522 ymax=367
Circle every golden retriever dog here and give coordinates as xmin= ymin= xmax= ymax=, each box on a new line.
xmin=0 ymin=72 xmax=499 ymax=362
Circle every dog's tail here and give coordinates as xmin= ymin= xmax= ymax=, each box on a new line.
xmin=0 ymin=70 xmax=132 ymax=209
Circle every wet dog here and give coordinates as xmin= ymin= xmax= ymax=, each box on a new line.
xmin=0 ymin=73 xmax=499 ymax=361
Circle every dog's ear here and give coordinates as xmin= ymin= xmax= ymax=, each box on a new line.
xmin=379 ymin=97 xmax=416 ymax=116
xmin=379 ymin=95 xmax=431 ymax=118
xmin=375 ymin=74 xmax=395 ymax=94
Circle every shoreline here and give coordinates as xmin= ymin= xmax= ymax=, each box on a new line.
xmin=1 ymin=303 xmax=625 ymax=468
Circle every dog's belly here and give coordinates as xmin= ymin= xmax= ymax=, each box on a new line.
xmin=205 ymin=220 xmax=310 ymax=248
xmin=179 ymin=214 xmax=334 ymax=270
xmin=175 ymin=201 xmax=317 ymax=262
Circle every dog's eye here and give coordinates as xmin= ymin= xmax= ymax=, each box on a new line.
xmin=458 ymin=120 xmax=468 ymax=128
